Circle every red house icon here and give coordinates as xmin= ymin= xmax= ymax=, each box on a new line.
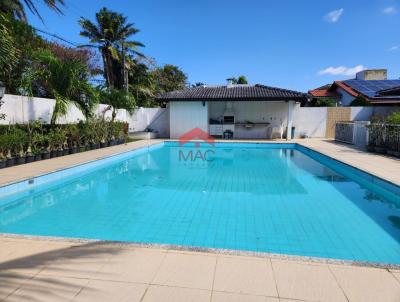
xmin=179 ymin=128 xmax=215 ymax=148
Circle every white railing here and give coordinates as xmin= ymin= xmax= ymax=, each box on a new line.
xmin=335 ymin=121 xmax=370 ymax=148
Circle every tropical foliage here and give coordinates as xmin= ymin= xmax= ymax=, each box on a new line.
xmin=21 ymin=49 xmax=97 ymax=124
xmin=0 ymin=0 xmax=64 ymax=22
xmin=152 ymin=64 xmax=187 ymax=94
xmin=0 ymin=4 xmax=189 ymax=124
xmin=79 ymin=7 xmax=144 ymax=90
xmin=0 ymin=119 xmax=128 ymax=165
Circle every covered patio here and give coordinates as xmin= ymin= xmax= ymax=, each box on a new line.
xmin=156 ymin=84 xmax=308 ymax=140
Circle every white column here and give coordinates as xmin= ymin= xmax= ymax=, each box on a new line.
xmin=286 ymin=100 xmax=295 ymax=140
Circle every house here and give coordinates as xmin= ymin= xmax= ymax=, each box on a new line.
xmin=309 ymin=69 xmax=400 ymax=106
xmin=156 ymin=82 xmax=308 ymax=140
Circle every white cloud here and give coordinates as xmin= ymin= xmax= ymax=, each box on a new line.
xmin=383 ymin=6 xmax=397 ymax=14
xmin=318 ymin=65 xmax=366 ymax=77
xmin=389 ymin=45 xmax=399 ymax=51
xmin=324 ymin=8 xmax=344 ymax=23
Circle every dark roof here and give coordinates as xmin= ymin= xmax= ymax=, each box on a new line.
xmin=376 ymin=86 xmax=400 ymax=97
xmin=343 ymin=80 xmax=400 ymax=98
xmin=156 ymin=84 xmax=308 ymax=102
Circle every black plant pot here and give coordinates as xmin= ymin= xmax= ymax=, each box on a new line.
xmin=374 ymin=146 xmax=386 ymax=154
xmin=366 ymin=145 xmax=375 ymax=152
xmin=91 ymin=143 xmax=100 ymax=149
xmin=100 ymin=142 xmax=108 ymax=148
xmin=6 ymin=157 xmax=15 ymax=167
xmin=393 ymin=151 xmax=400 ymax=158
xmin=57 ymin=150 xmax=64 ymax=157
xmin=16 ymin=156 xmax=26 ymax=165
xmin=0 ymin=160 xmax=6 ymax=169
xmin=26 ymin=154 xmax=35 ymax=163
xmin=79 ymin=146 xmax=86 ymax=153
xmin=34 ymin=154 xmax=42 ymax=161
xmin=42 ymin=152 xmax=51 ymax=160
xmin=50 ymin=150 xmax=58 ymax=158
xmin=70 ymin=147 xmax=78 ymax=154
xmin=63 ymin=149 xmax=70 ymax=156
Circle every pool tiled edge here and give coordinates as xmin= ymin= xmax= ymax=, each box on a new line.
xmin=1 ymin=232 xmax=399 ymax=270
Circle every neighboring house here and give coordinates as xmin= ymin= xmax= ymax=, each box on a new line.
xmin=309 ymin=69 xmax=400 ymax=106
xmin=156 ymin=82 xmax=308 ymax=139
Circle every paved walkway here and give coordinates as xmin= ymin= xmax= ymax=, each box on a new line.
xmin=0 ymin=139 xmax=400 ymax=301
xmin=297 ymin=139 xmax=400 ymax=186
xmin=1 ymin=237 xmax=399 ymax=302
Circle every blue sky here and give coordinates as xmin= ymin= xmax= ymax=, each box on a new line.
xmin=27 ymin=0 xmax=400 ymax=92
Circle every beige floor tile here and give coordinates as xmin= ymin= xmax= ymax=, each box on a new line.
xmin=0 ymin=272 xmax=33 ymax=301
xmin=142 ymin=285 xmax=211 ymax=302
xmin=4 ymin=275 xmax=87 ymax=302
xmin=96 ymin=248 xmax=166 ymax=283
xmin=330 ymin=265 xmax=400 ymax=302
xmin=152 ymin=252 xmax=216 ymax=290
xmin=0 ymin=241 xmax=73 ymax=275
xmin=38 ymin=245 xmax=115 ymax=279
xmin=393 ymin=272 xmax=400 ymax=284
xmin=72 ymin=279 xmax=147 ymax=302
xmin=213 ymin=257 xmax=277 ymax=296
xmin=211 ymin=291 xmax=278 ymax=302
xmin=272 ymin=260 xmax=347 ymax=302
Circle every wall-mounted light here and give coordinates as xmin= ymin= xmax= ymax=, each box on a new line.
xmin=0 ymin=81 xmax=5 ymax=100
xmin=202 ymin=101 xmax=206 ymax=106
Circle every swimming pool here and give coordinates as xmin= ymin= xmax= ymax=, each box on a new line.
xmin=0 ymin=142 xmax=399 ymax=265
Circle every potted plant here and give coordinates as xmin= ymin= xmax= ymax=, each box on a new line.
xmin=4 ymin=130 xmax=16 ymax=167
xmin=14 ymin=127 xmax=28 ymax=165
xmin=47 ymin=129 xmax=61 ymax=158
xmin=67 ymin=124 xmax=79 ymax=154
xmin=32 ymin=132 xmax=46 ymax=161
xmin=0 ymin=134 xmax=7 ymax=169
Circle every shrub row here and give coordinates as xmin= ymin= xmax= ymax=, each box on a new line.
xmin=0 ymin=119 xmax=129 ymax=168
xmin=367 ymin=123 xmax=400 ymax=157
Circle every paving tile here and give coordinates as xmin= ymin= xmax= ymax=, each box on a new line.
xmin=72 ymin=279 xmax=147 ymax=302
xmin=211 ymin=291 xmax=278 ymax=302
xmin=142 ymin=285 xmax=211 ymax=302
xmin=330 ymin=265 xmax=400 ymax=302
xmin=213 ymin=256 xmax=277 ymax=296
xmin=96 ymin=248 xmax=166 ymax=283
xmin=4 ymin=275 xmax=87 ymax=302
xmin=272 ymin=260 xmax=347 ymax=302
xmin=152 ymin=252 xmax=216 ymax=290
xmin=392 ymin=272 xmax=400 ymax=284
xmin=0 ymin=241 xmax=73 ymax=275
xmin=0 ymin=272 xmax=33 ymax=301
xmin=38 ymin=245 xmax=115 ymax=279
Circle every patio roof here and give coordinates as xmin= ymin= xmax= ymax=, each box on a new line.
xmin=156 ymin=84 xmax=309 ymax=102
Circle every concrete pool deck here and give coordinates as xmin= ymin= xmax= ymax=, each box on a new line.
xmin=0 ymin=139 xmax=400 ymax=301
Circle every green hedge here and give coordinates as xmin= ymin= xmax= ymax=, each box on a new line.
xmin=0 ymin=119 xmax=128 ymax=159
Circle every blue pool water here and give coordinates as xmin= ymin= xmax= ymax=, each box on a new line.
xmin=0 ymin=142 xmax=400 ymax=265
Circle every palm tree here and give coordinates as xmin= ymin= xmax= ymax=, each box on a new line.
xmin=0 ymin=0 xmax=64 ymax=22
xmin=22 ymin=49 xmax=97 ymax=124
xmin=79 ymin=7 xmax=144 ymax=90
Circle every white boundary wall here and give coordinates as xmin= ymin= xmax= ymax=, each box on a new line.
xmin=1 ymin=94 xmax=399 ymax=139
xmin=293 ymin=106 xmax=400 ymax=138
xmin=0 ymin=94 xmax=169 ymax=137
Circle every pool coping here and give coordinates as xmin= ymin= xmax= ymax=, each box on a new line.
xmin=1 ymin=139 xmax=399 ymax=269
xmin=1 ymin=232 xmax=399 ymax=270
